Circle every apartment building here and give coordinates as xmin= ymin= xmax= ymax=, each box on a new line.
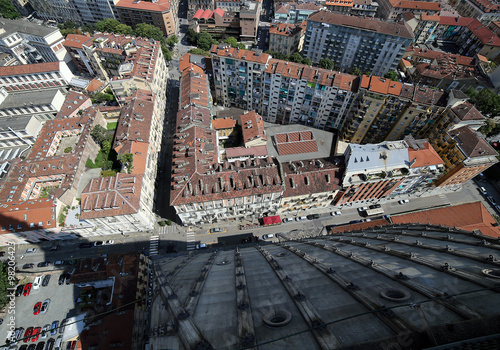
xmin=211 ymin=44 xmax=357 ymax=131
xmin=215 ymin=0 xmax=242 ymax=12
xmin=403 ymin=13 xmax=441 ymax=44
xmin=430 ymin=126 xmax=498 ymax=187
xmin=280 ymin=158 xmax=341 ymax=217
xmin=454 ymin=0 xmax=500 ymax=24
xmin=302 ymin=11 xmax=413 ymax=76
xmin=336 ymin=140 xmax=410 ymax=205
xmin=71 ymin=0 xmax=120 ymax=23
xmin=341 ymin=75 xmax=448 ymax=144
xmin=211 ymin=44 xmax=271 ymax=110
xmin=171 ymin=63 xmax=284 ymax=225
xmin=0 ymin=19 xmax=70 ymax=65
xmin=262 ymin=60 xmax=357 ymax=130
xmin=268 ymin=23 xmax=304 ymax=56
xmin=325 ymin=0 xmax=378 ymax=17
xmin=189 ymin=0 xmax=214 ymax=16
xmin=191 ymin=9 xmax=243 ymax=40
xmin=63 ymin=34 xmax=94 ymax=75
xmin=239 ymin=0 xmax=261 ymax=41
xmin=79 ymin=90 xmax=162 ymax=234
xmin=377 ymin=0 xmax=441 ymax=20
xmin=116 ymin=0 xmax=179 ymax=36
xmin=273 ymin=2 xmax=321 ymax=23
xmin=0 ymin=107 xmax=105 ymax=234
xmin=55 ymin=91 xmax=92 ymax=119
xmin=28 ymin=0 xmax=81 ymax=23
xmin=0 ymin=62 xmax=74 ymax=92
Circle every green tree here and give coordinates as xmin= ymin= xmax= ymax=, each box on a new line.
xmin=0 ymin=0 xmax=21 ymax=19
xmin=92 ymin=91 xmax=114 ymax=104
xmin=91 ymin=125 xmax=108 ymax=146
xmin=384 ymin=70 xmax=399 ymax=81
xmin=58 ymin=21 xmax=78 ymax=30
xmin=166 ymin=34 xmax=178 ymax=48
xmin=135 ymin=23 xmax=165 ymax=43
xmin=467 ymin=87 xmax=500 ymax=117
xmin=479 ymin=118 xmax=496 ymax=135
xmin=60 ymin=28 xmax=80 ymax=38
xmin=350 ymin=66 xmax=362 ymax=76
xmin=303 ymin=57 xmax=312 ymax=65
xmin=265 ymin=50 xmax=289 ymax=60
xmin=319 ymin=58 xmax=334 ymax=70
xmin=95 ymin=19 xmax=133 ymax=35
xmin=0 ymin=263 xmax=13 ymax=309
xmin=289 ymin=52 xmax=303 ymax=64
xmin=188 ymin=48 xmax=211 ymax=57
xmin=186 ymin=28 xmax=199 ymax=44
xmin=81 ymin=23 xmax=95 ymax=34
xmin=197 ymin=32 xmax=217 ymax=51
xmin=223 ymin=36 xmax=245 ymax=49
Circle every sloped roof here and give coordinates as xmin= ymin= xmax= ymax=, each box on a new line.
xmin=116 ymin=0 xmax=171 ymax=12
xmin=211 ymin=44 xmax=270 ymax=64
xmin=212 ymin=117 xmax=236 ymax=130
xmin=451 ymin=102 xmax=485 ymax=121
xmin=275 ymin=131 xmax=318 ymax=156
xmin=86 ymin=79 xmax=104 ymax=93
xmin=449 ymin=126 xmax=497 ymax=158
xmin=241 ymin=111 xmax=266 ymax=144
xmin=0 ymin=62 xmax=59 ymax=77
xmin=391 ymin=201 xmax=500 ymax=238
xmin=408 ymin=141 xmax=444 ymax=168
xmin=63 ymin=34 xmax=92 ymax=49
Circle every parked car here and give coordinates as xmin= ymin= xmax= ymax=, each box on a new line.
xmin=369 ymin=204 xmax=381 ymax=209
xmin=398 ymin=199 xmax=410 ymax=204
xmin=295 ymin=216 xmax=307 ymax=221
xmin=49 ymin=245 xmax=60 ymax=251
xmin=41 ymin=325 xmax=50 ymax=339
xmin=262 ymin=234 xmax=274 ymax=240
xmin=23 ymin=283 xmax=32 ymax=296
xmin=37 ymin=262 xmax=50 ymax=268
xmin=104 ymin=240 xmax=114 ymax=245
xmin=479 ymin=187 xmax=487 ymax=195
xmin=59 ymin=319 xmax=68 ymax=334
xmin=209 ymin=228 xmax=223 ymax=233
xmin=78 ymin=243 xmax=92 ymax=249
xmin=358 ymin=206 xmax=368 ymax=212
xmin=58 ymin=274 xmax=65 ymax=286
xmin=195 ymin=243 xmax=207 ymax=250
xmin=36 ymin=342 xmax=45 ymax=350
xmin=306 ymin=214 xmax=320 ymax=220
xmin=50 ymin=321 xmax=59 ymax=336
xmin=64 ymin=274 xmax=70 ymax=285
xmin=330 ymin=211 xmax=342 ymax=216
xmin=19 ymin=345 xmax=28 ymax=350
xmin=93 ymin=241 xmax=103 ymax=247
xmin=45 ymin=338 xmax=55 ymax=350
xmin=25 ymin=248 xmax=37 ymax=254
xmin=42 ymin=275 xmax=51 ymax=287
xmin=33 ymin=302 xmax=42 ymax=315
xmin=15 ymin=284 xmax=24 ymax=297
xmin=23 ymin=263 xmax=34 ymax=269
xmin=488 ymin=196 xmax=496 ymax=206
xmin=282 ymin=217 xmax=293 ymax=223
xmin=53 ymin=261 xmax=63 ymax=266
xmin=27 ymin=344 xmax=36 ymax=350
xmin=40 ymin=299 xmax=50 ymax=314
xmin=23 ymin=328 xmax=33 ymax=343
xmin=31 ymin=327 xmax=41 ymax=342
xmin=33 ymin=276 xmax=42 ymax=289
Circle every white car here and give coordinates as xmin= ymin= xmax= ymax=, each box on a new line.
xmin=25 ymin=248 xmax=37 ymax=253
xmin=104 ymin=240 xmax=114 ymax=245
xmin=41 ymin=324 xmax=50 ymax=339
xmin=295 ymin=216 xmax=307 ymax=221
xmin=282 ymin=218 xmax=293 ymax=223
xmin=358 ymin=207 xmax=368 ymax=212
xmin=398 ymin=199 xmax=410 ymax=204
xmin=33 ymin=276 xmax=42 ymax=289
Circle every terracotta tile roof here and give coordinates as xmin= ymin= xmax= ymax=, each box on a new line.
xmin=0 ymin=199 xmax=56 ymax=232
xmin=266 ymin=59 xmax=357 ymax=90
xmin=179 ymin=64 xmax=210 ymax=110
xmin=179 ymin=53 xmax=192 ymax=72
xmin=326 ymin=0 xmax=354 ymax=7
xmin=389 ymin=0 xmax=440 ymax=11
xmin=116 ymin=0 xmax=171 ymax=12
xmin=212 ymin=117 xmax=236 ymax=130
xmin=308 ymin=10 xmax=414 ymax=39
xmin=360 ymin=75 xmax=403 ymax=96
xmin=56 ymin=91 xmax=91 ymax=119
xmin=331 ymin=219 xmax=390 ymax=233
xmin=211 ymin=44 xmax=270 ymax=64
xmin=269 ymin=23 xmax=303 ymax=36
xmin=176 ymin=105 xmax=211 ymax=130
xmin=282 ymin=159 xmax=340 ymax=197
xmin=449 ymin=126 xmax=497 ymax=158
xmin=391 ymin=202 xmax=500 ymax=238
xmin=192 ymin=9 xmax=204 ymax=19
xmin=86 ymin=79 xmax=104 ymax=93
xmin=0 ymin=62 xmax=59 ymax=77
xmin=421 ymin=13 xmax=440 ymax=21
xmin=451 ymin=102 xmax=485 ymax=121
xmin=63 ymin=34 xmax=92 ymax=49
xmin=275 ymin=131 xmax=318 ymax=156
xmin=226 ymin=145 xmax=268 ymax=158
xmin=439 ymin=16 xmax=500 ymax=46
xmin=214 ymin=8 xmax=225 ymax=16
xmin=297 ymin=2 xmax=321 ymax=10
xmin=408 ymin=142 xmax=444 ymax=168
xmin=241 ymin=111 xmax=266 ymax=144
xmin=114 ymin=90 xmax=155 ymax=150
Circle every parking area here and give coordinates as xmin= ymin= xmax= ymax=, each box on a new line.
xmin=1 ymin=266 xmax=79 ymax=349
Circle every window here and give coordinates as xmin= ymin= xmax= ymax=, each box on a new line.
xmin=24 ymin=214 xmax=28 ymax=220
xmin=47 ymin=220 xmax=51 ymax=225
xmin=17 ymin=224 xmax=22 ymax=229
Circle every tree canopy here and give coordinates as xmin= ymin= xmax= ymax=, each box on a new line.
xmin=224 ymin=36 xmax=245 ymax=50
xmin=95 ymin=19 xmax=133 ymax=35
xmin=350 ymin=67 xmax=362 ymax=76
xmin=0 ymin=0 xmax=21 ymax=19
xmin=384 ymin=70 xmax=399 ymax=81
xmin=197 ymin=32 xmax=218 ymax=51
xmin=319 ymin=58 xmax=334 ymax=70
xmin=466 ymin=87 xmax=500 ymax=117
xmin=188 ymin=48 xmax=211 ymax=57
xmin=91 ymin=125 xmax=108 ymax=146
xmin=135 ymin=23 xmax=164 ymax=42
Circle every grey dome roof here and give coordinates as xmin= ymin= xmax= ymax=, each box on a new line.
xmin=149 ymin=223 xmax=500 ymax=350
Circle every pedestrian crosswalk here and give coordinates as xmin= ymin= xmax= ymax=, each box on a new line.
xmin=186 ymin=231 xmax=196 ymax=251
xmin=150 ymin=235 xmax=159 ymax=256
xmin=438 ymin=194 xmax=450 ymax=205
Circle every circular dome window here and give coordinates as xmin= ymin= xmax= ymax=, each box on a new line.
xmin=380 ymin=289 xmax=411 ymax=302
xmin=263 ymin=309 xmax=292 ymax=327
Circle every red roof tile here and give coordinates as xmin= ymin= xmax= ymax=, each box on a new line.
xmin=211 ymin=44 xmax=270 ymax=64
xmin=0 ymin=62 xmax=59 ymax=77
xmin=63 ymin=34 xmax=92 ymax=49
xmin=212 ymin=117 xmax=236 ymax=130
xmin=408 ymin=142 xmax=443 ymax=168
xmin=275 ymin=131 xmax=318 ymax=156
xmin=86 ymin=79 xmax=104 ymax=93
xmin=116 ymin=0 xmax=171 ymax=12
xmin=391 ymin=202 xmax=500 ymax=238
xmin=282 ymin=159 xmax=340 ymax=197
xmin=241 ymin=111 xmax=266 ymax=144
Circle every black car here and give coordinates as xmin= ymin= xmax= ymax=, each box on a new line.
xmin=46 ymin=338 xmax=55 ymax=350
xmin=58 ymin=274 xmax=65 ymax=285
xmin=306 ymin=214 xmax=320 ymax=220
xmin=65 ymin=273 xmax=71 ymax=285
xmin=36 ymin=342 xmax=45 ymax=350
xmin=42 ymin=275 xmax=51 ymax=287
xmin=94 ymin=241 xmax=103 ymax=246
xmin=79 ymin=243 xmax=92 ymax=249
xmin=23 ymin=263 xmax=34 ymax=269
xmin=369 ymin=204 xmax=381 ymax=209
xmin=37 ymin=262 xmax=50 ymax=268
xmin=49 ymin=245 xmax=60 ymax=251
xmin=28 ymin=344 xmax=36 ymax=350
xmin=15 ymin=284 xmax=24 ymax=297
